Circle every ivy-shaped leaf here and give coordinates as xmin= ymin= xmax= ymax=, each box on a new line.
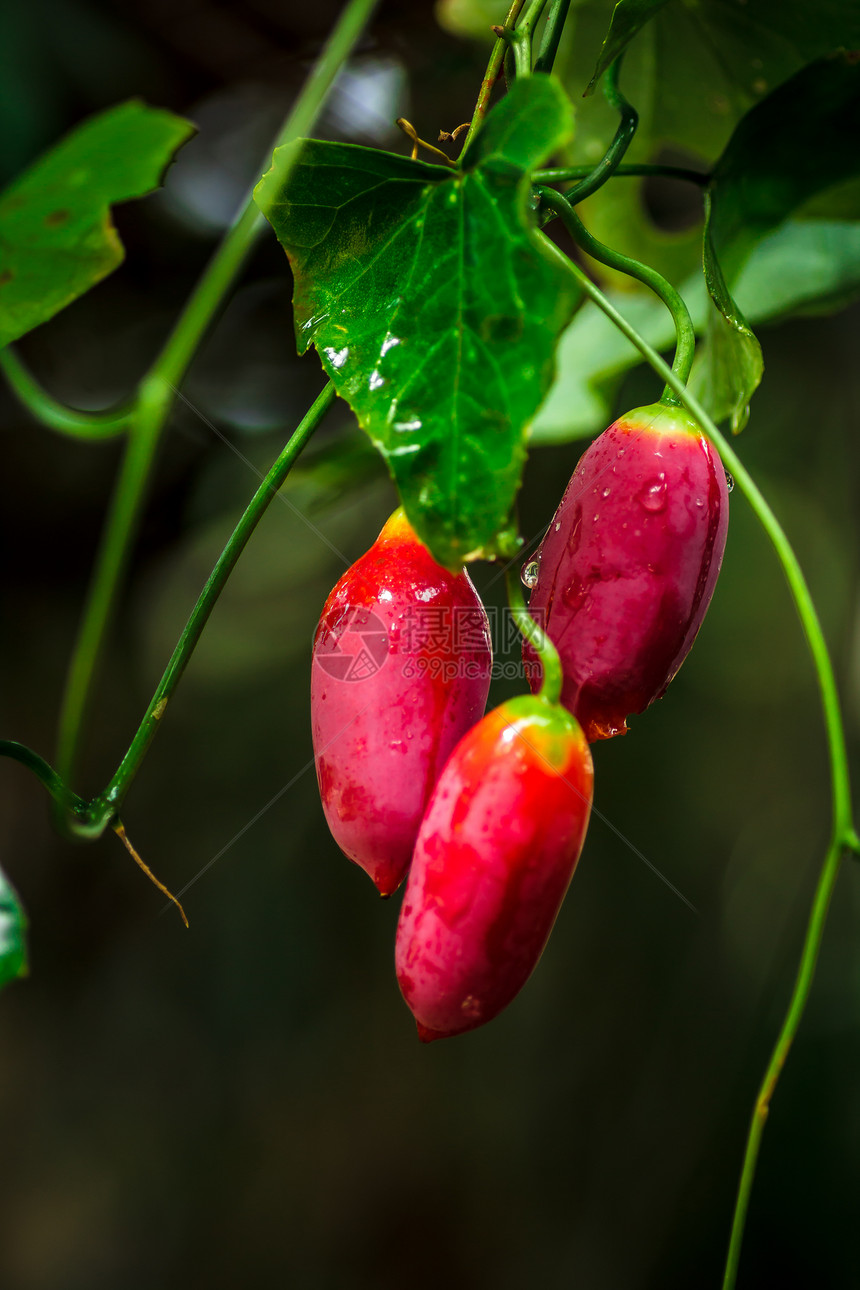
xmin=584 ymin=0 xmax=671 ymax=93
xmin=0 ymin=863 xmax=27 ymax=991
xmin=0 ymin=99 xmax=195 ymax=348
xmin=694 ymin=53 xmax=860 ymax=432
xmin=255 ymin=75 xmax=579 ymax=568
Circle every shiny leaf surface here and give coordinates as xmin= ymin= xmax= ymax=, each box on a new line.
xmin=0 ymin=100 xmax=195 ymax=347
xmin=255 ymin=75 xmax=579 ymax=568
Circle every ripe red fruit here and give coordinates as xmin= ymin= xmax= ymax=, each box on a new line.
xmin=311 ymin=509 xmax=492 ymax=897
xmin=524 ymin=402 xmax=729 ymax=740
xmin=396 ymin=695 xmax=593 ymax=1041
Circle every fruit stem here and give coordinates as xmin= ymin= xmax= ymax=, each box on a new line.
xmin=506 ymin=566 xmax=562 ymax=707
xmin=561 ymin=57 xmax=638 ymax=206
xmin=537 ymin=184 xmax=696 ymax=399
xmin=539 ymin=233 xmax=859 ymax=1290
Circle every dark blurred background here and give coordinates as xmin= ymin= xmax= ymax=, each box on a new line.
xmin=1 ymin=2 xmax=859 ymax=1287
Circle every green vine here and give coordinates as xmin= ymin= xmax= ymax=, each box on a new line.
xmin=561 ymin=57 xmax=638 ymax=205
xmin=539 ymin=229 xmax=859 ymax=1290
xmin=42 ymin=0 xmax=380 ymax=826
xmin=538 ymin=186 xmax=696 ymax=399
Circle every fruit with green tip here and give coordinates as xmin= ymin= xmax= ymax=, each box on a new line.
xmin=524 ymin=402 xmax=729 ymax=740
xmin=395 ymin=694 xmax=593 ymax=1040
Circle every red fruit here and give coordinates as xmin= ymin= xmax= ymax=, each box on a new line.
xmin=311 ymin=509 xmax=492 ymax=897
xmin=395 ymin=695 xmax=593 ymax=1041
xmin=524 ymin=402 xmax=729 ymax=740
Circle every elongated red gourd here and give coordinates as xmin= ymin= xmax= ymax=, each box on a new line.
xmin=396 ymin=695 xmax=593 ymax=1041
xmin=311 ymin=509 xmax=492 ymax=897
xmin=525 ymin=403 xmax=729 ymax=740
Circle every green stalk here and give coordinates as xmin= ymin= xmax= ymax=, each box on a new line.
xmin=533 ymin=0 xmax=572 ymax=75
xmin=534 ymin=163 xmax=708 ymax=186
xmin=562 ymin=57 xmax=638 ymax=206
xmin=506 ymin=567 xmax=562 ymax=706
xmin=458 ymin=0 xmax=527 ymax=162
xmin=53 ymin=0 xmax=379 ymax=810
xmin=0 ymin=740 xmax=89 ymax=819
xmin=541 ymin=233 xmax=858 ymax=1288
xmin=539 ymin=186 xmax=696 ymax=397
xmin=0 ymin=348 xmax=133 ymax=438
xmin=72 ymin=382 xmax=336 ymax=837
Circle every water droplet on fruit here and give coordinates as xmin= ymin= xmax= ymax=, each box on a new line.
xmin=562 ymin=583 xmax=587 ymax=611
xmin=521 ymin=560 xmax=540 ymax=589
xmin=638 ymin=475 xmax=667 ymax=513
xmin=725 ymin=470 xmax=735 ymax=493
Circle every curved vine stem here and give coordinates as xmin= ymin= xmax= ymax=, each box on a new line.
xmin=0 ymin=348 xmax=133 ymax=438
xmin=51 ymin=0 xmax=380 ymax=823
xmin=538 ymin=186 xmax=696 ymax=398
xmin=534 ymin=162 xmax=708 ymax=186
xmin=562 ymin=57 xmax=638 ymax=206
xmin=539 ymin=231 xmax=859 ymax=1289
xmin=2 ymin=383 xmax=335 ymax=838
xmin=506 ymin=566 xmax=562 ymax=706
xmin=68 ymin=382 xmax=335 ymax=838
xmin=0 ymin=740 xmax=88 ymax=819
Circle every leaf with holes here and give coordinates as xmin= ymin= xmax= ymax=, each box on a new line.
xmin=255 ymin=74 xmax=580 ymax=569
xmin=0 ymin=99 xmax=195 ymax=348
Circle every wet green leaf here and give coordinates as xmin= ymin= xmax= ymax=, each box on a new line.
xmin=698 ymin=54 xmax=860 ymax=431
xmin=0 ymin=863 xmax=27 ymax=991
xmin=0 ymin=99 xmax=195 ymax=348
xmin=256 ymin=75 xmax=579 ymax=567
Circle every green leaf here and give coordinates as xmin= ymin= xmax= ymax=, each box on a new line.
xmin=551 ymin=0 xmax=860 ymax=288
xmin=708 ymin=54 xmax=860 ymax=279
xmin=690 ymin=250 xmax=762 ymax=434
xmin=531 ymin=219 xmax=860 ymax=443
xmin=256 ymin=75 xmax=580 ymax=567
xmin=0 ymin=863 xmax=27 ymax=991
xmin=585 ymin=0 xmax=671 ymax=93
xmin=697 ymin=53 xmax=860 ymax=431
xmin=0 ymin=99 xmax=195 ymax=348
